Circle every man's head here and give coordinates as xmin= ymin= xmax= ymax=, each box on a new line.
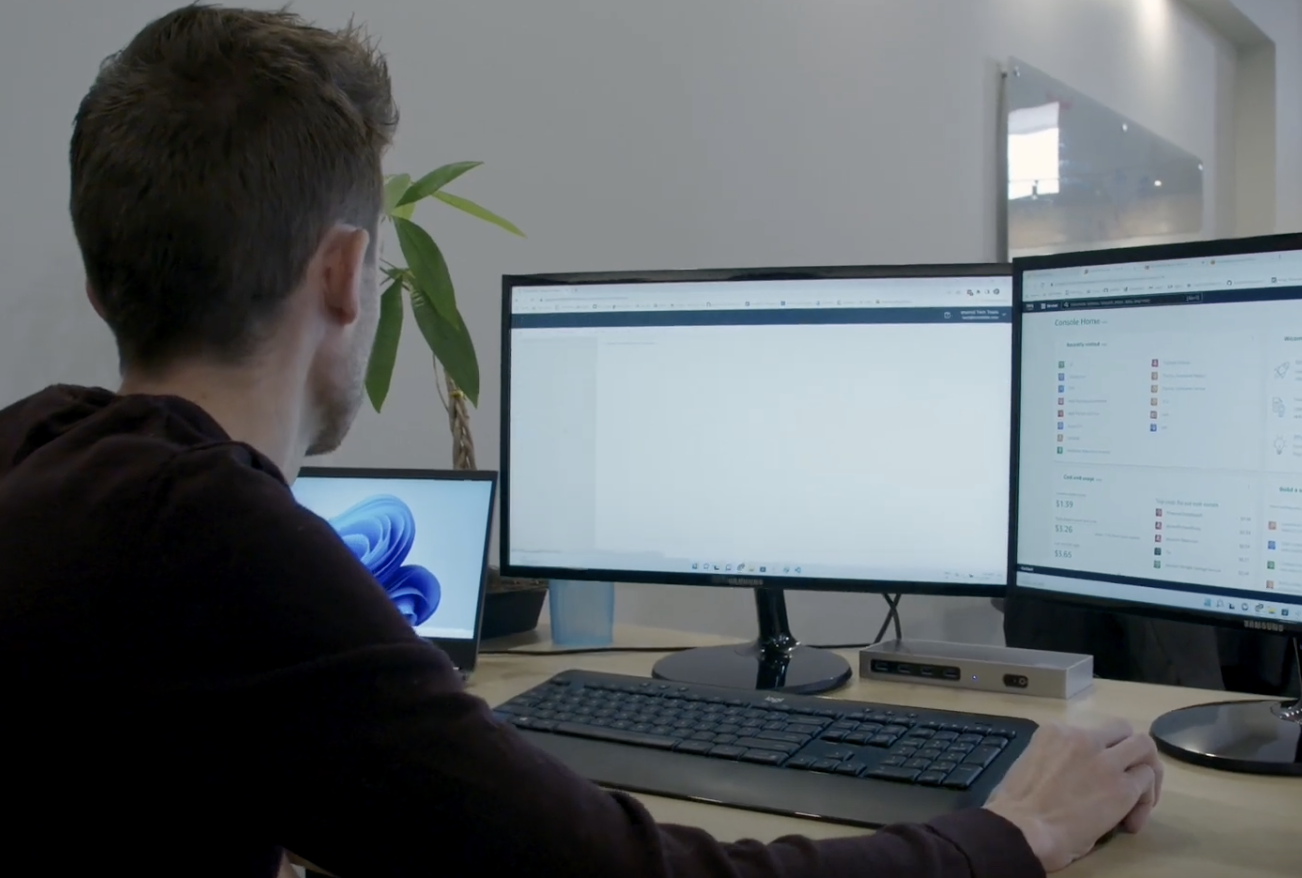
xmin=70 ymin=4 xmax=398 ymax=456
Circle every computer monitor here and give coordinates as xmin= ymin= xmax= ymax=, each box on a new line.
xmin=501 ymin=264 xmax=1015 ymax=693
xmin=1013 ymin=232 xmax=1302 ymax=776
xmin=291 ymin=468 xmax=497 ymax=673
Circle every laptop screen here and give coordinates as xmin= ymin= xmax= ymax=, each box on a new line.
xmin=291 ymin=470 xmax=496 ymax=642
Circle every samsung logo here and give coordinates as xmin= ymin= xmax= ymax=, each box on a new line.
xmin=1244 ymin=619 xmax=1285 ymax=633
xmin=715 ymin=576 xmax=763 ymax=587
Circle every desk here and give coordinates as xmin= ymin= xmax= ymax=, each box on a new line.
xmin=474 ymin=626 xmax=1294 ymax=877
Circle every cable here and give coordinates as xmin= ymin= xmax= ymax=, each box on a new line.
xmin=875 ymin=593 xmax=902 ymax=644
xmin=483 ymin=594 xmax=906 ymax=657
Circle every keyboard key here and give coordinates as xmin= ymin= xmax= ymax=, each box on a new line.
xmin=917 ymin=749 xmax=944 ymax=761
xmin=882 ymin=725 xmax=911 ymax=736
xmin=829 ymin=720 xmax=859 ymax=732
xmin=554 ymin=721 xmax=680 ymax=749
xmin=835 ymin=761 xmax=868 ymax=777
xmin=981 ymin=736 xmax=1010 ymax=749
xmin=843 ymin=732 xmax=872 ymax=745
xmin=906 ymin=728 xmax=935 ymax=739
xmin=690 ymin=731 xmax=716 ymax=742
xmin=956 ymin=734 xmax=984 ymax=745
xmin=931 ymin=760 xmax=957 ymax=774
xmin=879 ymin=756 xmax=906 ymax=767
xmin=858 ymin=722 xmax=883 ymax=735
xmin=676 ymin=740 xmax=714 ymax=755
xmin=741 ymin=749 xmax=787 ymax=765
xmin=756 ymin=730 xmax=810 ymax=745
xmin=785 ymin=755 xmax=816 ymax=770
xmin=869 ymin=734 xmax=897 ymax=747
xmin=809 ymin=759 xmax=840 ymax=772
xmin=708 ymin=745 xmax=746 ymax=759
xmin=933 ymin=731 xmax=959 ymax=742
xmin=820 ymin=730 xmax=848 ymax=742
xmin=942 ymin=765 xmax=984 ymax=789
xmin=819 ymin=748 xmax=855 ymax=762
xmin=734 ymin=737 xmax=799 ymax=754
xmin=917 ymin=771 xmax=948 ymax=786
xmin=867 ymin=766 xmax=922 ymax=783
xmin=785 ymin=723 xmax=826 ymax=736
xmin=904 ymin=758 xmax=933 ymax=770
xmin=713 ymin=734 xmax=738 ymax=745
xmin=963 ymin=746 xmax=1002 ymax=768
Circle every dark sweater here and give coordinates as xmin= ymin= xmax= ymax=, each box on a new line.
xmin=0 ymin=385 xmax=1044 ymax=878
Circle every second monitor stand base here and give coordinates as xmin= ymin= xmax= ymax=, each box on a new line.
xmin=1150 ymin=636 xmax=1302 ymax=776
xmin=652 ymin=641 xmax=852 ymax=695
xmin=1151 ymin=698 xmax=1302 ymax=776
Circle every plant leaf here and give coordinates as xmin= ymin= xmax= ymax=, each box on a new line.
xmin=393 ymin=217 xmax=457 ymax=320
xmin=383 ymin=174 xmax=412 ymax=216
xmin=409 ymin=285 xmax=480 ymax=406
xmin=396 ymin=161 xmax=483 ymax=207
xmin=433 ymin=191 xmax=525 ymax=237
xmin=365 ymin=276 xmax=405 ymax=412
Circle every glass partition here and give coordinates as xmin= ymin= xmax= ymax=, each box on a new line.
xmin=1003 ymin=58 xmax=1204 ymax=257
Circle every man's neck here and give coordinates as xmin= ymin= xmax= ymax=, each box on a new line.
xmin=119 ymin=363 xmax=308 ymax=477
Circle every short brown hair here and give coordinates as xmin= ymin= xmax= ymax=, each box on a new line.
xmin=70 ymin=4 xmax=398 ymax=370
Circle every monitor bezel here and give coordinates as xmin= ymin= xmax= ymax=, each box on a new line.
xmin=295 ymin=466 xmax=500 ymax=666
xmin=1009 ymin=231 xmax=1302 ymax=637
xmin=500 ymin=262 xmax=1014 ymax=597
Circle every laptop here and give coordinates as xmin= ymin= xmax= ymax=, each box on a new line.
xmin=292 ymin=467 xmax=498 ymax=677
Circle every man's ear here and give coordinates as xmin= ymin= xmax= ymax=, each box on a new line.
xmin=319 ymin=225 xmax=371 ymax=327
xmin=85 ymin=281 xmax=107 ymax=321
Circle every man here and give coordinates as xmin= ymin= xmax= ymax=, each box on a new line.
xmin=0 ymin=6 xmax=1161 ymax=877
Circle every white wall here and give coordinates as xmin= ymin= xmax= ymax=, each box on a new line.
xmin=1231 ymin=0 xmax=1302 ymax=233
xmin=0 ymin=0 xmax=1240 ymax=647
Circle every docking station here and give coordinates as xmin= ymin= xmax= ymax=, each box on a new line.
xmin=859 ymin=639 xmax=1094 ymax=700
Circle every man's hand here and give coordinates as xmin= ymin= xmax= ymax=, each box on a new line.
xmin=984 ymin=719 xmax=1163 ymax=872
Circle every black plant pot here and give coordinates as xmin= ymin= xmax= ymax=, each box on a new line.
xmin=480 ymin=568 xmax=547 ymax=640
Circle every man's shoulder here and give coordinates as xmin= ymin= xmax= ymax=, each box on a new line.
xmin=0 ymin=384 xmax=289 ymax=519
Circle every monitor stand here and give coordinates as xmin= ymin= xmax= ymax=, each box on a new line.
xmin=1150 ymin=635 xmax=1302 ymax=776
xmin=651 ymin=587 xmax=852 ymax=695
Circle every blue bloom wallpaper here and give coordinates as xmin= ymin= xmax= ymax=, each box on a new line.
xmin=326 ymin=495 xmax=442 ymax=625
xmin=292 ymin=476 xmax=495 ymax=641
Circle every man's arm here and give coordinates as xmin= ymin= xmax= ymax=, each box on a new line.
xmin=149 ymin=449 xmax=1043 ymax=878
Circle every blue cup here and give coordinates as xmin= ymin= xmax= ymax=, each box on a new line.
xmin=548 ymin=580 xmax=615 ymax=647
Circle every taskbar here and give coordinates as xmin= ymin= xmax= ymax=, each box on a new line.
xmin=1016 ymin=564 xmax=1302 ymax=623
xmin=508 ymin=551 xmax=1004 ymax=585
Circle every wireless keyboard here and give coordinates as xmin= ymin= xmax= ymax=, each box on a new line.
xmin=493 ymin=669 xmax=1037 ymax=828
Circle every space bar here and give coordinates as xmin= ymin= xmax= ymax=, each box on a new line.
xmin=553 ymin=722 xmax=680 ymax=749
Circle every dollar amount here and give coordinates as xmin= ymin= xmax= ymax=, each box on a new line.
xmin=1055 ymin=524 xmax=1074 ymax=533
xmin=1056 ymin=500 xmax=1075 ymax=509
xmin=1054 ymin=549 xmax=1074 ymax=559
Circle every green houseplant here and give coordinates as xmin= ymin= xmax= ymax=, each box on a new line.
xmin=366 ymin=163 xmax=522 ymax=469
xmin=367 ymin=163 xmax=547 ymax=636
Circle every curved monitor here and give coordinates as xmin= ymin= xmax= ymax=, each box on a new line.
xmin=501 ymin=264 xmax=1013 ymax=597
xmin=1012 ymin=233 xmax=1302 ymax=636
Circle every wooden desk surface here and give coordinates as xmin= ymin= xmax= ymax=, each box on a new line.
xmin=473 ymin=626 xmax=1295 ymax=877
